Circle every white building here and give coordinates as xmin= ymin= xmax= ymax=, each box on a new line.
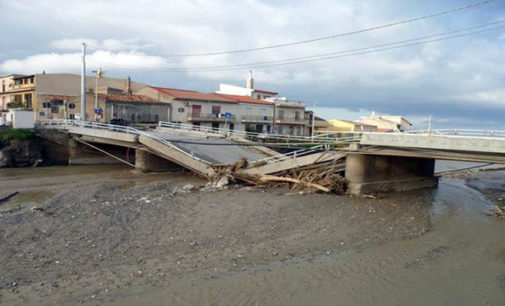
xmin=358 ymin=112 xmax=412 ymax=132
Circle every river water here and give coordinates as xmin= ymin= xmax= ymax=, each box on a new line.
xmin=109 ymin=160 xmax=505 ymax=306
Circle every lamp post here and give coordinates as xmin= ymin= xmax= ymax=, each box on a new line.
xmin=80 ymin=42 xmax=87 ymax=121
xmin=92 ymin=67 xmax=104 ymax=121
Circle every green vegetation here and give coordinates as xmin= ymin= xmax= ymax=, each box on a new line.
xmin=6 ymin=102 xmax=25 ymax=109
xmin=0 ymin=129 xmax=35 ymax=142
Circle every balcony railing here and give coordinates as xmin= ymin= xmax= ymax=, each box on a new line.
xmin=241 ymin=115 xmax=273 ymax=122
xmin=275 ymin=117 xmax=308 ymax=125
xmin=187 ymin=113 xmax=236 ymax=122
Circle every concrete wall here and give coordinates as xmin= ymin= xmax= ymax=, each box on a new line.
xmin=345 ymin=153 xmax=438 ymax=195
xmin=134 ymin=149 xmax=183 ymax=172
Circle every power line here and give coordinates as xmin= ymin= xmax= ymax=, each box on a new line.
xmin=154 ymin=0 xmax=495 ymax=57
xmin=87 ymin=21 xmax=505 ymax=73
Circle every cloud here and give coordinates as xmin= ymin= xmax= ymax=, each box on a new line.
xmin=1 ymin=0 xmax=505 ymax=128
xmin=0 ymin=51 xmax=166 ymax=75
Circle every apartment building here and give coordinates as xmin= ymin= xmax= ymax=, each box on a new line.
xmin=216 ymin=94 xmax=274 ymax=133
xmin=37 ymin=93 xmax=168 ymax=123
xmin=0 ymin=74 xmax=26 ymax=110
xmin=266 ymin=97 xmax=307 ymax=136
xmin=138 ymin=86 xmax=240 ymax=130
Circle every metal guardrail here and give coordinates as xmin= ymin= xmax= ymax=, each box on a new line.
xmin=251 ymin=144 xmax=331 ymax=165
xmin=37 ymin=119 xmax=213 ymax=165
xmin=404 ymin=129 xmax=505 ymax=138
xmin=158 ymin=121 xmax=363 ymax=144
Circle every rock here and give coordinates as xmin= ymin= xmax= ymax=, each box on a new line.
xmin=216 ymin=175 xmax=232 ymax=188
xmin=182 ymin=184 xmax=196 ymax=191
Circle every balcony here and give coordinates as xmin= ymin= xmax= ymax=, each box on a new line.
xmin=187 ymin=113 xmax=236 ymax=122
xmin=241 ymin=115 xmax=273 ymax=123
xmin=275 ymin=117 xmax=308 ymax=125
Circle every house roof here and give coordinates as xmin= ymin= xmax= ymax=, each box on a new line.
xmin=151 ymin=86 xmax=236 ymax=103
xmin=254 ymin=88 xmax=278 ymax=95
xmin=314 ymin=116 xmax=327 ymax=121
xmin=13 ymin=74 xmax=34 ymax=80
xmin=42 ymin=94 xmax=77 ymax=100
xmin=214 ymin=93 xmax=273 ymax=105
xmin=331 ymin=119 xmax=376 ymax=127
xmin=98 ymin=94 xmax=158 ymax=103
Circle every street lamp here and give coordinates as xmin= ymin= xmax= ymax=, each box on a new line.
xmin=91 ymin=67 xmax=104 ymax=121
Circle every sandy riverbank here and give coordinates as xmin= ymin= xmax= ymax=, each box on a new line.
xmin=0 ymin=165 xmax=437 ymax=305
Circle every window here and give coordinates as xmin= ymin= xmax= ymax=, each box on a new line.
xmin=278 ymin=126 xmax=283 ymax=134
xmin=51 ymin=106 xmax=59 ymax=114
xmin=69 ymin=114 xmax=75 ymax=120
xmin=25 ymin=93 xmax=32 ymax=108
xmin=1 ymin=81 xmax=5 ymax=92
xmin=178 ymin=107 xmax=185 ymax=113
xmin=278 ymin=110 xmax=284 ymax=120
xmin=42 ymin=102 xmax=51 ymax=108
xmin=14 ymin=95 xmax=22 ymax=103
xmin=211 ymin=105 xmax=221 ymax=115
xmin=245 ymin=107 xmax=252 ymax=117
xmin=295 ymin=111 xmax=300 ymax=121
xmin=68 ymin=103 xmax=76 ymax=109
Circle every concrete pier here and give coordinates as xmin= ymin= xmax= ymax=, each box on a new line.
xmin=134 ymin=149 xmax=183 ymax=173
xmin=345 ymin=154 xmax=438 ymax=195
xmin=68 ymin=138 xmax=121 ymax=165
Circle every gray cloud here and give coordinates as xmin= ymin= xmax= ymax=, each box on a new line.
xmin=1 ymin=0 xmax=504 ymax=128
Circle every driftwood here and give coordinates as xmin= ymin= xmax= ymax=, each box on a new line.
xmin=211 ymin=157 xmax=346 ymax=194
xmin=0 ymin=192 xmax=19 ymax=205
xmin=258 ymin=175 xmax=331 ymax=193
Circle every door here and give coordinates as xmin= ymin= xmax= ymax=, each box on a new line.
xmin=192 ymin=105 xmax=201 ymax=117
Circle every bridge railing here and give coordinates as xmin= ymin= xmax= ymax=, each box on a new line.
xmin=404 ymin=129 xmax=505 ymax=138
xmin=158 ymin=121 xmax=363 ymax=144
xmin=37 ymin=119 xmax=213 ymax=165
xmin=250 ymin=144 xmax=331 ymax=165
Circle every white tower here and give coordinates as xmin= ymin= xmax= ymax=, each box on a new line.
xmin=246 ymin=70 xmax=254 ymax=89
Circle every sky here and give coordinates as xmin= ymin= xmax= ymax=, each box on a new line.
xmin=0 ymin=0 xmax=504 ymax=129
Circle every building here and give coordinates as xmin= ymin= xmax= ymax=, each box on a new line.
xmin=37 ymin=93 xmax=168 ymax=124
xmin=358 ymin=113 xmax=412 ymax=132
xmin=216 ymin=72 xmax=311 ymax=136
xmin=215 ymin=93 xmax=274 ymax=133
xmin=324 ymin=119 xmax=378 ymax=133
xmin=0 ymin=73 xmax=166 ymax=123
xmin=0 ymin=74 xmax=26 ymax=110
xmin=137 ymin=86 xmax=241 ymax=130
xmin=216 ymin=71 xmax=278 ymax=100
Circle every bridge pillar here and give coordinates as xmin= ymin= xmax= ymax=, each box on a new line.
xmin=134 ymin=149 xmax=183 ymax=173
xmin=68 ymin=138 xmax=121 ymax=165
xmin=345 ymin=154 xmax=438 ymax=195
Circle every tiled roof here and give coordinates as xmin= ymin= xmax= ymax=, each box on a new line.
xmin=98 ymin=94 xmax=158 ymax=103
xmin=42 ymin=94 xmax=77 ymax=100
xmin=151 ymin=87 xmax=236 ymax=103
xmin=214 ymin=93 xmax=273 ymax=105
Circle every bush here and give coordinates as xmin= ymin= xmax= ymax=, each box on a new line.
xmin=0 ymin=129 xmax=35 ymax=142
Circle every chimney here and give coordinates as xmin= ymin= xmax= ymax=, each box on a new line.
xmin=246 ymin=70 xmax=254 ymax=89
xmin=126 ymin=76 xmax=132 ymax=95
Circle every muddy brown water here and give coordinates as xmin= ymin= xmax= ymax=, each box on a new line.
xmin=1 ymin=161 xmax=505 ymax=305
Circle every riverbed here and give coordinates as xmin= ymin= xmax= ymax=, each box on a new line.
xmin=0 ymin=163 xmax=504 ymax=305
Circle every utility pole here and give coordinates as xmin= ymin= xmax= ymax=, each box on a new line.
xmin=80 ymin=42 xmax=87 ymax=121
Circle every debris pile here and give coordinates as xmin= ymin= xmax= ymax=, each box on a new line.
xmin=212 ymin=158 xmax=346 ymax=194
xmin=491 ymin=205 xmax=505 ymax=217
